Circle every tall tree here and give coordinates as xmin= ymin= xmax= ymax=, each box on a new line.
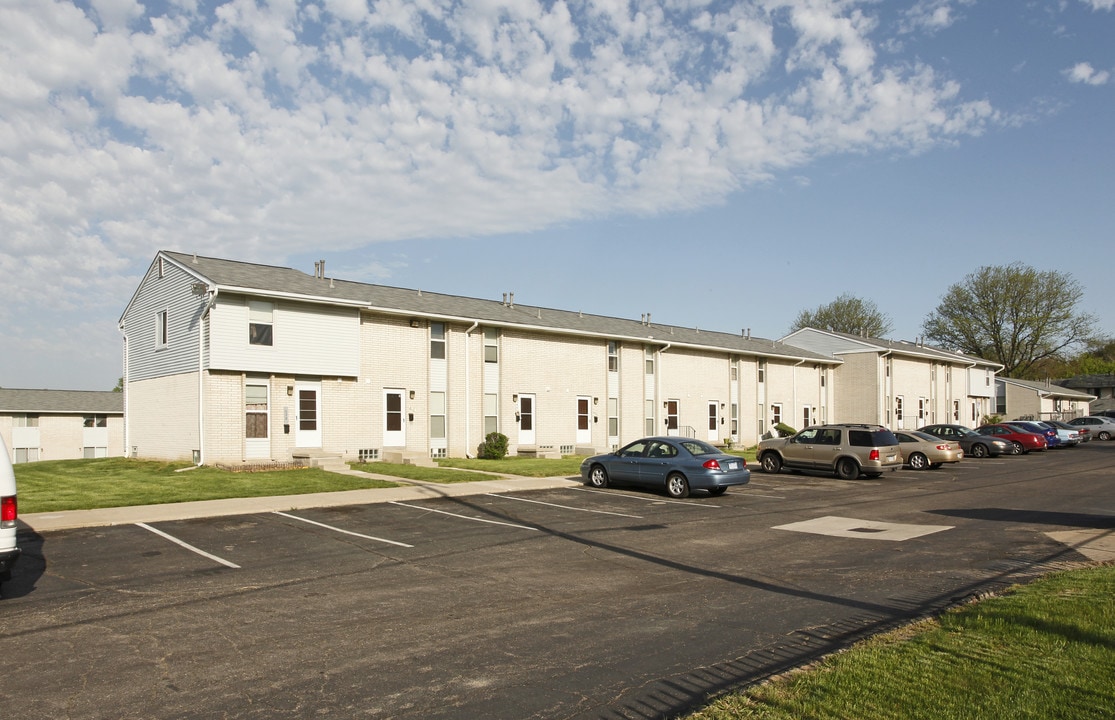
xmin=922 ymin=263 xmax=1097 ymax=379
xmin=790 ymin=293 xmax=893 ymax=337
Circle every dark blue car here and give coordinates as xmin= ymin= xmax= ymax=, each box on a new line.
xmin=580 ymin=436 xmax=750 ymax=498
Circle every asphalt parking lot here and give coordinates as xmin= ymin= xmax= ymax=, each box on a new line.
xmin=3 ymin=443 xmax=1114 ymax=719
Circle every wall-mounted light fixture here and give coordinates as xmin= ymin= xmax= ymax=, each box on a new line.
xmin=410 ymin=318 xmax=421 ymax=328
xmin=287 ymin=385 xmax=294 ymax=396
xmin=409 ymin=390 xmax=415 ymax=399
xmin=512 ymin=394 xmax=518 ymax=402
xmin=593 ymin=397 xmax=599 ymax=405
xmin=663 ymin=401 xmax=668 ymax=408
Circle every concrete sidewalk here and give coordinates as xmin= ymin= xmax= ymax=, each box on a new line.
xmin=21 ymin=475 xmax=584 ymax=532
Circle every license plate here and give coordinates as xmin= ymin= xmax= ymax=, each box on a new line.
xmin=887 ymin=454 xmax=897 ymax=462
xmin=727 ymin=461 xmax=739 ymax=470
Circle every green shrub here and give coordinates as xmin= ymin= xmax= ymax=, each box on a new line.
xmin=477 ymin=432 xmax=509 ymax=459
xmin=774 ymin=422 xmax=798 ymax=437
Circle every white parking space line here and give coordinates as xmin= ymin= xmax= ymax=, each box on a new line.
xmin=572 ymin=487 xmax=719 ymax=507
xmin=390 ymin=502 xmax=540 ymax=531
xmin=136 ymin=523 xmax=241 ymax=569
xmin=274 ymin=511 xmax=414 ymax=547
xmin=486 ymin=493 xmax=644 ymax=519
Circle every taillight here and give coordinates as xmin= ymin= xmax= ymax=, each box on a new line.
xmin=869 ymin=449 xmax=880 ymax=461
xmin=703 ymin=459 xmax=722 ymax=470
xmin=936 ymin=444 xmax=949 ymax=450
xmin=1 ymin=495 xmax=16 ymax=527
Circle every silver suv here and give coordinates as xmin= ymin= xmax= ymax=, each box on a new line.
xmin=758 ymin=423 xmax=903 ymax=479
xmin=1 ymin=438 xmax=20 ymax=585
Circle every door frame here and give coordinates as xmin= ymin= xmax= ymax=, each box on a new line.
xmin=295 ymin=381 xmax=321 ymax=448
xmin=383 ymin=388 xmax=406 ymax=447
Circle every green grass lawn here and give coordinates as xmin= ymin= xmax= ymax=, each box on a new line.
xmin=14 ymin=449 xmax=757 ymax=514
xmin=687 ymin=564 xmax=1115 ymax=720
xmin=15 ymin=457 xmax=400 ymax=513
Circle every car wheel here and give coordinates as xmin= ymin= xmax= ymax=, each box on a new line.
xmin=1099 ymin=431 xmax=1112 ymax=441
xmin=908 ymin=452 xmax=929 ymax=471
xmin=665 ymin=473 xmax=690 ymax=499
xmin=587 ymin=465 xmax=609 ymax=488
xmin=760 ymin=452 xmax=783 ymax=474
xmin=970 ymin=443 xmax=989 ymax=458
xmin=1010 ymin=441 xmax=1024 ymax=455
xmin=835 ymin=458 xmax=859 ymax=480
xmin=707 ymin=487 xmax=727 ymax=496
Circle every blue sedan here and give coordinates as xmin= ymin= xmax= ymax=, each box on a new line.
xmin=580 ymin=436 xmax=750 ymax=498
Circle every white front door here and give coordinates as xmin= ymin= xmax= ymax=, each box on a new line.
xmin=576 ymin=396 xmax=592 ymax=445
xmin=665 ymin=400 xmax=679 ymax=436
xmin=384 ymin=389 xmax=406 ymax=447
xmin=708 ymin=401 xmax=719 ymax=442
xmin=518 ymin=394 xmax=536 ymax=446
xmin=295 ymin=382 xmax=321 ymax=448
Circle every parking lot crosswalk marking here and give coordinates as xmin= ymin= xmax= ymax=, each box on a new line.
xmin=136 ymin=522 xmax=241 ymax=568
xmin=273 ymin=511 xmax=414 ymax=547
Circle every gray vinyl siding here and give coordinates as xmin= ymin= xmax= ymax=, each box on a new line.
xmin=120 ymin=260 xmax=206 ymax=382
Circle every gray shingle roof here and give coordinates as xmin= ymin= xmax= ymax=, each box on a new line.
xmin=160 ymin=251 xmax=837 ymax=363
xmin=782 ymin=327 xmax=1002 ymax=368
xmin=1000 ymin=377 xmax=1096 ymax=400
xmin=0 ymin=388 xmax=123 ymax=414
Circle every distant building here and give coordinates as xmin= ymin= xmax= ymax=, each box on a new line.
xmin=779 ymin=329 xmax=1003 ymax=428
xmin=1054 ymin=374 xmax=1115 ymax=415
xmin=994 ymin=377 xmax=1094 ymax=421
xmin=0 ymin=389 xmax=124 ymax=463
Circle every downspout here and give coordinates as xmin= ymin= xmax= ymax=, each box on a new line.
xmin=464 ymin=321 xmax=479 ymax=457
xmin=120 ymin=330 xmax=128 ymax=458
xmin=198 ymin=288 xmax=219 ymax=465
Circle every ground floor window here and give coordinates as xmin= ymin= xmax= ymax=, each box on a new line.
xmin=484 ymin=393 xmax=498 ymax=435
xmin=245 ymin=383 xmax=269 ymax=438
xmin=83 ymin=446 xmax=108 ymax=459
xmin=13 ymin=447 xmax=39 ymax=463
xmin=430 ymin=392 xmax=447 ymax=440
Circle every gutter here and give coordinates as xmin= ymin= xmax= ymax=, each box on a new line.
xmin=198 ymin=287 xmax=219 ymax=466
xmin=463 ymin=321 xmax=479 ymax=457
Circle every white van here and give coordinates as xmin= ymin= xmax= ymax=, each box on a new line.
xmin=0 ymin=438 xmax=20 ymax=584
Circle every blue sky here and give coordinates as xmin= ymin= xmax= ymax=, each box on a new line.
xmin=2 ymin=0 xmax=1113 ymax=391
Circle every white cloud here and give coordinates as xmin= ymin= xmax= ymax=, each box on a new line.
xmin=898 ymin=1 xmax=973 ymax=35
xmin=1080 ymin=0 xmax=1114 ymax=11
xmin=1 ymin=0 xmax=1004 ymax=385
xmin=1065 ymin=62 xmax=1111 ymax=85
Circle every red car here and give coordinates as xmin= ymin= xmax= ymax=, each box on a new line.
xmin=975 ymin=424 xmax=1047 ymax=454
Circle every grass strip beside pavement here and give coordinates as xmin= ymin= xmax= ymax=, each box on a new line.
xmin=688 ymin=564 xmax=1115 ymax=720
xmin=437 ymin=456 xmax=585 ymax=477
xmin=16 ymin=457 xmax=400 ymax=513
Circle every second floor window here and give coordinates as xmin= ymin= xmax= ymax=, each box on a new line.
xmin=156 ymin=309 xmax=168 ymax=347
xmin=484 ymin=328 xmax=498 ymax=363
xmin=431 ymin=322 xmax=446 ymax=359
xmin=608 ymin=342 xmax=618 ymax=372
xmin=249 ymin=301 xmax=274 ymax=346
